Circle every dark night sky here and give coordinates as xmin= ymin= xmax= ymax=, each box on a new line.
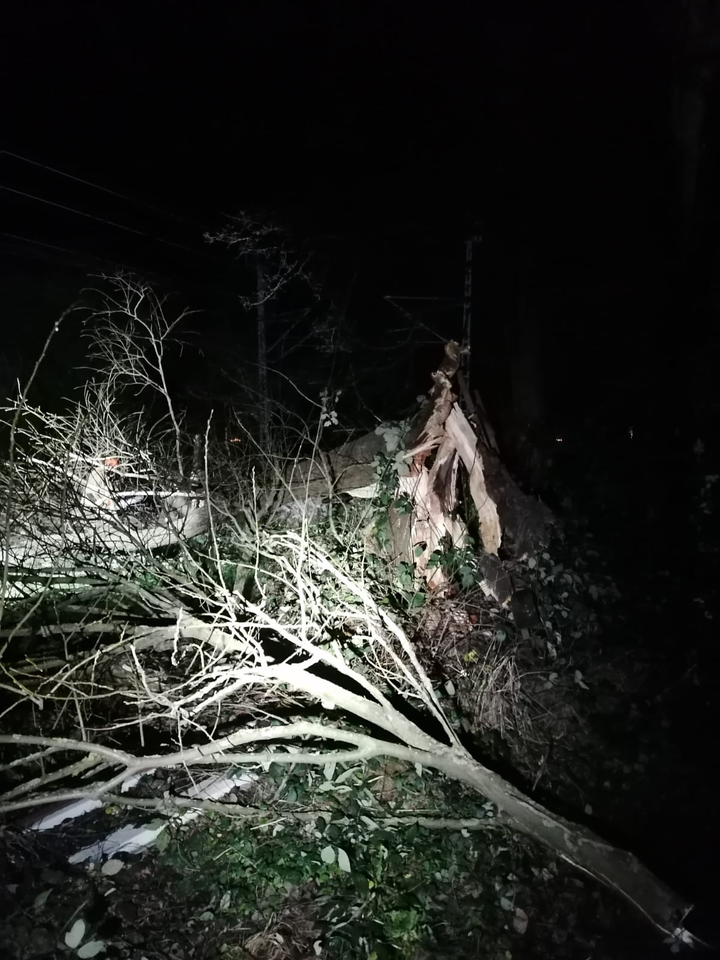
xmin=0 ymin=0 xmax=689 ymax=429
xmin=2 ymin=3 xmax=673 ymax=239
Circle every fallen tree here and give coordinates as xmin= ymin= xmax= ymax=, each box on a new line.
xmin=0 ymin=530 xmax=697 ymax=946
xmin=0 ymin=281 xmax=701 ymax=952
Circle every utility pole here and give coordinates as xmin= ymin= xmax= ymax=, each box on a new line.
xmin=461 ymin=232 xmax=482 ymax=391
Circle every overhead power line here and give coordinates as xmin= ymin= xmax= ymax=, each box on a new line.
xmin=0 ymin=232 xmax=254 ymax=300
xmin=0 ymin=183 xmax=224 ymax=262
xmin=0 ymin=231 xmax=146 ymax=275
xmin=1 ymin=148 xmax=208 ymax=229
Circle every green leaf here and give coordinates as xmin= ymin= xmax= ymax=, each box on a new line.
xmin=33 ymin=889 xmax=51 ymax=911
xmin=335 ymin=767 xmax=360 ymax=785
xmin=320 ymin=844 xmax=336 ymax=865
xmin=337 ymin=847 xmax=352 ymax=873
xmin=65 ymin=919 xmax=86 ymax=949
xmin=155 ymin=829 xmax=170 ymax=852
xmin=101 ymin=859 xmax=124 ymax=876
xmin=78 ymin=942 xmax=106 ymax=958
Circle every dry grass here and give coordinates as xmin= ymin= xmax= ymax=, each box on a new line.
xmin=242 ymin=903 xmax=320 ymax=959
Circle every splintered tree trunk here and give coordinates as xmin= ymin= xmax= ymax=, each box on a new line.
xmin=400 ymin=342 xmax=551 ymax=583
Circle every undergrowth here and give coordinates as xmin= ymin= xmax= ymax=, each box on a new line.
xmin=157 ymin=757 xmax=533 ymax=960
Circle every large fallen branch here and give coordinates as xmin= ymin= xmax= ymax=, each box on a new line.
xmin=0 ymin=533 xmax=699 ymax=948
xmin=3 ymin=498 xmax=209 ymax=571
xmin=0 ymin=691 xmax=696 ymax=946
